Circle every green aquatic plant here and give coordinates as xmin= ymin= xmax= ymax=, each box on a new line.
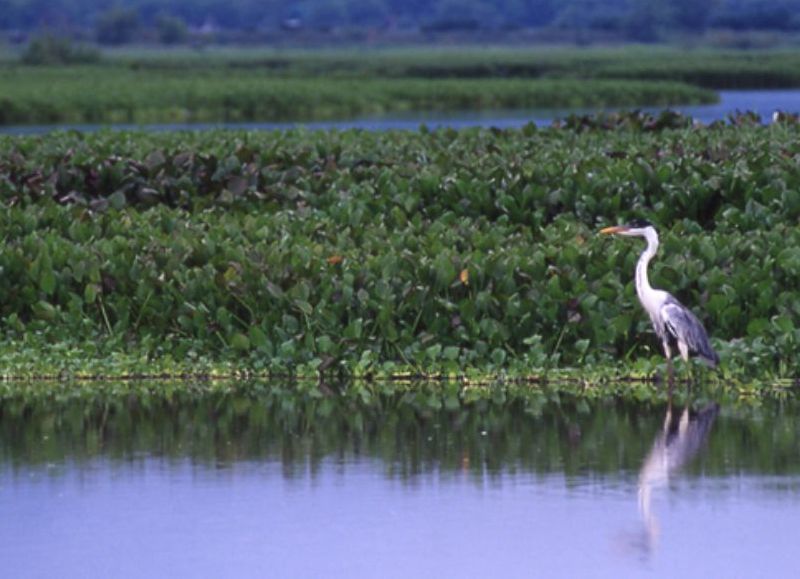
xmin=0 ymin=66 xmax=715 ymax=126
xmin=0 ymin=117 xmax=799 ymax=383
xmin=9 ymin=46 xmax=800 ymax=126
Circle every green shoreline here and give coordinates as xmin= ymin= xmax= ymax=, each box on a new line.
xmin=0 ymin=72 xmax=715 ymax=126
xmin=0 ymin=371 xmax=794 ymax=407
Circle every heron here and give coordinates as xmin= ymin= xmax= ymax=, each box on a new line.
xmin=600 ymin=219 xmax=719 ymax=383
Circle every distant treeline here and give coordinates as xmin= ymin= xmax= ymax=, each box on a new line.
xmin=2 ymin=0 xmax=800 ymax=44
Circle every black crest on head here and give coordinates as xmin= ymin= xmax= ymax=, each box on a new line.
xmin=626 ymin=218 xmax=653 ymax=229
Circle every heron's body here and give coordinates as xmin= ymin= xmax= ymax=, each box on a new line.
xmin=601 ymin=220 xmax=719 ymax=374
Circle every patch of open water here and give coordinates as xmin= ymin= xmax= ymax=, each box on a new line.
xmin=2 ymin=90 xmax=800 ymax=135
xmin=1 ymin=385 xmax=798 ymax=578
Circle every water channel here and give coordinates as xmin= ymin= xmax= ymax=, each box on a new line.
xmin=2 ymin=89 xmax=800 ymax=135
xmin=1 ymin=382 xmax=798 ymax=578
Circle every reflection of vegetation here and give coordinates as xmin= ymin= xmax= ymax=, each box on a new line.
xmin=1 ymin=382 xmax=797 ymax=479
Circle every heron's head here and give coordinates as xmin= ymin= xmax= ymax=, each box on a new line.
xmin=600 ymin=218 xmax=656 ymax=239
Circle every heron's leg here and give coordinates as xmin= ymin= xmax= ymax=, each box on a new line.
xmin=663 ymin=342 xmax=674 ymax=388
xmin=677 ymin=341 xmax=692 ymax=386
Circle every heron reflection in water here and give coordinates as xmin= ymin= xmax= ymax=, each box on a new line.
xmin=636 ymin=397 xmax=719 ymax=554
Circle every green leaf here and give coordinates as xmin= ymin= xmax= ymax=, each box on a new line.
xmin=317 ymin=335 xmax=334 ymax=353
xmin=230 ymin=332 xmax=250 ymax=351
xmin=575 ymin=339 xmax=590 ymax=355
xmin=248 ymin=326 xmax=268 ymax=349
xmin=109 ymin=190 xmax=127 ymax=210
xmin=746 ymin=318 xmax=769 ymax=336
xmin=39 ymin=269 xmax=56 ymax=295
xmin=84 ymin=283 xmax=99 ymax=304
xmin=344 ymin=318 xmax=363 ymax=340
xmin=33 ymin=300 xmax=56 ymax=321
xmin=772 ymin=315 xmax=793 ymax=334
xmin=265 ymin=281 xmax=284 ymax=299
xmin=491 ymin=348 xmax=506 ymax=366
xmin=442 ymin=346 xmax=460 ymax=360
xmin=425 ymin=343 xmax=442 ymax=360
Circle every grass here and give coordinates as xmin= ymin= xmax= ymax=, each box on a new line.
xmin=108 ymin=45 xmax=800 ymax=86
xmin=6 ymin=45 xmax=800 ymax=126
xmin=0 ymin=64 xmax=715 ymax=125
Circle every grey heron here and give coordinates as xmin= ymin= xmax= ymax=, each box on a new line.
xmin=600 ymin=219 xmax=719 ymax=382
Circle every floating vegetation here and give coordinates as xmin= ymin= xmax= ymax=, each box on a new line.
xmin=1 ymin=113 xmax=799 ymax=383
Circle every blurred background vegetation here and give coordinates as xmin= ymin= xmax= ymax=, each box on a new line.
xmin=1 ymin=0 xmax=800 ymax=50
xmin=3 ymin=1 xmax=799 ymax=124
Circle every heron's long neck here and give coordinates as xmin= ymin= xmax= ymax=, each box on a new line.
xmin=635 ymin=230 xmax=659 ymax=301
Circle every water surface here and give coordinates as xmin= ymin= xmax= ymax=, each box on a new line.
xmin=1 ymin=383 xmax=798 ymax=578
xmin=2 ymin=89 xmax=799 ymax=135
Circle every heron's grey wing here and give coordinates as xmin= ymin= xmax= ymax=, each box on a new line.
xmin=661 ymin=298 xmax=719 ymax=366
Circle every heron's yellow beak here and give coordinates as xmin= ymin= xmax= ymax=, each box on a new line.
xmin=600 ymin=226 xmax=627 ymax=235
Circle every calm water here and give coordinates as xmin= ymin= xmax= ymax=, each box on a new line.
xmin=1 ymin=383 xmax=798 ymax=578
xmin=2 ymin=89 xmax=800 ymax=135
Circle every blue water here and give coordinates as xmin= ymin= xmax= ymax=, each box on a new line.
xmin=2 ymin=89 xmax=799 ymax=135
xmin=3 ymin=460 xmax=799 ymax=578
xmin=1 ymin=388 xmax=799 ymax=578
